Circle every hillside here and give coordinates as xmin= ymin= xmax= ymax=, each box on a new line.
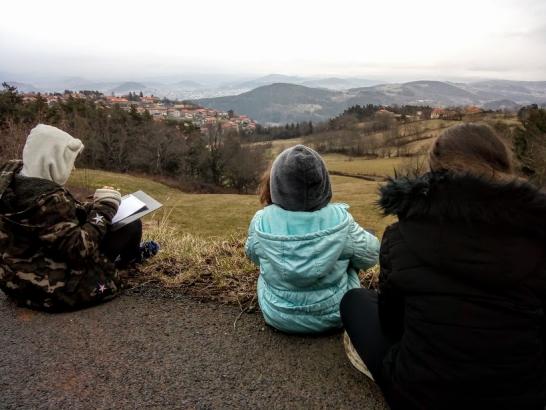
xmin=68 ymin=167 xmax=393 ymax=239
xmin=233 ymin=74 xmax=308 ymax=90
xmin=7 ymin=74 xmax=546 ymax=111
xmin=197 ymin=80 xmax=546 ymax=124
xmin=461 ymin=80 xmax=546 ymax=102
xmin=171 ymin=80 xmax=204 ymax=90
xmin=197 ymin=83 xmax=345 ymax=124
xmin=230 ymin=75 xmax=380 ymax=90
xmin=64 ymin=115 xmax=521 ymax=301
xmin=5 ymin=81 xmax=40 ymax=93
xmin=348 ymin=81 xmax=479 ymax=106
xmin=68 ymin=167 xmax=393 ymax=302
xmin=302 ymin=77 xmax=380 ymax=89
xmin=482 ymin=99 xmax=521 ymax=111
xmin=111 ymin=81 xmax=148 ymax=93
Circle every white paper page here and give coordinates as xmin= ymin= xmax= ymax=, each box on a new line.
xmin=112 ymin=194 xmax=147 ymax=224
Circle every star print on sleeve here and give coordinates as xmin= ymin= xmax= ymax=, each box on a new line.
xmin=98 ymin=283 xmax=107 ymax=293
xmin=92 ymin=214 xmax=105 ymax=225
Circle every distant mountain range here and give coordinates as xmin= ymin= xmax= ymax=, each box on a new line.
xmin=224 ymin=74 xmax=380 ymax=91
xmin=110 ymin=81 xmax=148 ymax=93
xmin=1 ymin=73 xmax=382 ymax=101
xmin=197 ymin=80 xmax=546 ymax=124
xmin=2 ymin=73 xmax=545 ymax=124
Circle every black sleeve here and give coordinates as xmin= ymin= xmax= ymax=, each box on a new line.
xmin=378 ymin=223 xmax=405 ymax=341
xmin=530 ymin=262 xmax=546 ymax=357
xmin=538 ymin=280 xmax=546 ymax=356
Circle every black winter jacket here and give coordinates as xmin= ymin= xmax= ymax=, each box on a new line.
xmin=378 ymin=171 xmax=546 ymax=410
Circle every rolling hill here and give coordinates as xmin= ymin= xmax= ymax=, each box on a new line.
xmin=301 ymin=77 xmax=381 ymax=90
xmin=460 ymin=80 xmax=546 ymax=102
xmin=197 ymin=83 xmax=345 ymax=124
xmin=5 ymin=81 xmax=40 ymax=93
xmin=111 ymin=82 xmax=148 ymax=93
xmin=197 ymin=80 xmax=546 ymax=124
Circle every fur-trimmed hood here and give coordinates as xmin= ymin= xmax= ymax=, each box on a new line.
xmin=379 ymin=171 xmax=546 ymax=238
xmin=379 ymin=172 xmax=546 ymax=286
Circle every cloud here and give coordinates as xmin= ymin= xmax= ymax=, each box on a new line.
xmin=0 ymin=0 xmax=545 ymax=81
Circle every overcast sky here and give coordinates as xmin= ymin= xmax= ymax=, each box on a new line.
xmin=1 ymin=0 xmax=545 ymax=82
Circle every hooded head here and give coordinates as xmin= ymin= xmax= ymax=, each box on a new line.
xmin=270 ymin=145 xmax=332 ymax=212
xmin=21 ymin=124 xmax=84 ymax=186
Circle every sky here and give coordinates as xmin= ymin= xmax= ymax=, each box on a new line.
xmin=1 ymin=0 xmax=546 ymax=82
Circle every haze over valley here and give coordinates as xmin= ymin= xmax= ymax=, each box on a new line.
xmin=3 ymin=72 xmax=546 ymax=124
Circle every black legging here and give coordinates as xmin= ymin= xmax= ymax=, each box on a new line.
xmin=341 ymin=289 xmax=419 ymax=410
xmin=101 ymin=220 xmax=143 ymax=266
xmin=340 ymin=288 xmax=394 ymax=382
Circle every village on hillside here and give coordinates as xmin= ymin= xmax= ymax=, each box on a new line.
xmin=19 ymin=90 xmax=257 ymax=135
xmin=16 ymin=89 xmax=492 ymax=137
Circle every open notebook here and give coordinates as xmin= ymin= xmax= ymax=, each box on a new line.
xmin=111 ymin=191 xmax=162 ymax=231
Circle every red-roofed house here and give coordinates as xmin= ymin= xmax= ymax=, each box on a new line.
xmin=430 ymin=108 xmax=445 ymax=119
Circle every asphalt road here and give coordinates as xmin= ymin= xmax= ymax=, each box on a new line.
xmin=0 ymin=293 xmax=387 ymax=409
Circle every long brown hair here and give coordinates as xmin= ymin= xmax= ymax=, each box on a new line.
xmin=258 ymin=166 xmax=272 ymax=206
xmin=429 ymin=123 xmax=514 ymax=180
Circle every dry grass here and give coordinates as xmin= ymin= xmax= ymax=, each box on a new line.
xmin=323 ymin=154 xmax=404 ymax=177
xmin=71 ymin=169 xmax=393 ymax=304
xmin=269 ymin=137 xmax=305 ymax=154
xmin=127 ymin=215 xmax=381 ymax=305
xmin=128 ymin=217 xmax=259 ymax=305
xmin=69 ymin=169 xmax=394 ymax=238
xmin=70 ymin=169 xmax=261 ymax=239
xmin=69 ymin=114 xmax=521 ymax=305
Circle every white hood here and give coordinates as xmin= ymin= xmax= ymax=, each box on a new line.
xmin=21 ymin=124 xmax=84 ymax=185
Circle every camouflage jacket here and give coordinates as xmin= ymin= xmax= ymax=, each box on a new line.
xmin=0 ymin=160 xmax=121 ymax=311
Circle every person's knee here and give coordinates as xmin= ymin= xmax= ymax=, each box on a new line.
xmin=122 ymin=219 xmax=143 ymax=239
xmin=130 ymin=219 xmax=143 ymax=234
xmin=341 ymin=288 xmax=367 ymax=311
xmin=340 ymin=288 xmax=378 ymax=323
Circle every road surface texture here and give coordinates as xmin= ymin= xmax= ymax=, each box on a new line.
xmin=0 ymin=293 xmax=388 ymax=409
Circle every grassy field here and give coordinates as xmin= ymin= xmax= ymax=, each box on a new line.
xmin=66 ymin=115 xmax=522 ymax=303
xmin=322 ymin=154 xmax=404 ymax=177
xmin=70 ymin=169 xmax=260 ymax=239
xmin=69 ymin=168 xmax=393 ymax=303
xmin=269 ymin=137 xmax=304 ymax=153
xmin=69 ymin=168 xmax=394 ymax=239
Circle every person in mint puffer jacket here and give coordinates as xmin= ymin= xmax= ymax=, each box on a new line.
xmin=245 ymin=145 xmax=380 ymax=333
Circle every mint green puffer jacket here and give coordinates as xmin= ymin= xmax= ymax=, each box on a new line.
xmin=245 ymin=203 xmax=380 ymax=333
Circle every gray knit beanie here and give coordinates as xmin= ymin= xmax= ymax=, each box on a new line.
xmin=270 ymin=145 xmax=332 ymax=212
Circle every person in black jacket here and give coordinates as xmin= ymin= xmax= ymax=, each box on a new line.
xmin=340 ymin=123 xmax=546 ymax=410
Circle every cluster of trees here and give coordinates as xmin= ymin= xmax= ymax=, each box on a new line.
xmin=0 ymin=83 xmax=267 ymax=193
xmin=126 ymin=91 xmax=144 ymax=101
xmin=251 ymin=121 xmax=314 ymax=141
xmin=326 ymin=104 xmax=433 ymax=130
xmin=514 ymin=105 xmax=546 ymax=186
xmin=302 ymin=107 xmax=403 ymax=157
xmin=250 ymin=105 xmax=434 ymax=144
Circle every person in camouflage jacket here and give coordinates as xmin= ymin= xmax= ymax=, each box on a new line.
xmin=0 ymin=125 xmax=124 ymax=311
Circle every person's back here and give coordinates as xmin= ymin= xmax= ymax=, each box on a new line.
xmin=379 ymin=173 xmax=546 ymax=409
xmin=340 ymin=123 xmax=546 ymax=410
xmin=0 ymin=124 xmax=159 ymax=311
xmin=245 ymin=145 xmax=379 ymax=333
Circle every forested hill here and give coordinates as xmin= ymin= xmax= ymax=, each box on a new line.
xmin=197 ymin=80 xmax=546 ymax=124
xmin=197 ymin=83 xmax=344 ymax=124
